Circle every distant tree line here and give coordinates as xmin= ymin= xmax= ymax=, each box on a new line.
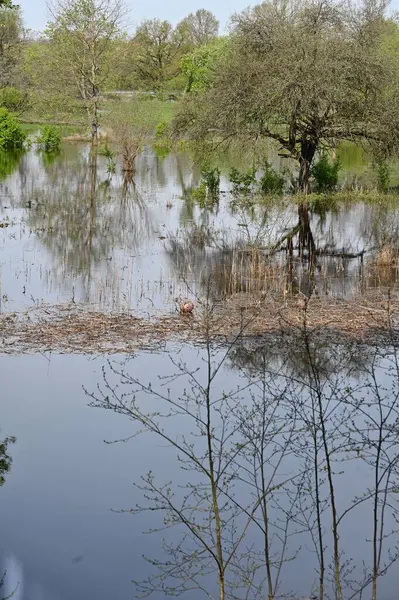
xmin=1 ymin=0 xmax=399 ymax=191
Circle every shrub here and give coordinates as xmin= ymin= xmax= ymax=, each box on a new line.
xmin=99 ymin=143 xmax=116 ymax=176
xmin=311 ymin=153 xmax=340 ymax=191
xmin=106 ymin=100 xmax=171 ymax=171
xmin=191 ymin=182 xmax=207 ymax=204
xmin=259 ymin=161 xmax=284 ymax=194
xmin=0 ymin=87 xmax=29 ymax=114
xmin=0 ymin=108 xmax=26 ymax=150
xmin=201 ymin=166 xmax=220 ymax=196
xmin=155 ymin=121 xmax=169 ymax=139
xmin=191 ymin=166 xmax=221 ymax=206
xmin=229 ymin=166 xmax=257 ymax=195
xmin=229 ymin=163 xmax=284 ymax=196
xmin=153 ymin=120 xmax=172 ymax=156
xmin=36 ymin=125 xmax=61 ymax=153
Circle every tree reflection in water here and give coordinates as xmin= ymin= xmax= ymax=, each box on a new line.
xmin=23 ymin=152 xmax=154 ymax=304
xmin=167 ymin=194 xmax=399 ymax=306
xmin=3 ymin=146 xmax=399 ymax=315
xmin=0 ymin=434 xmax=14 ymax=488
xmin=89 ymin=304 xmax=399 ymax=600
xmin=0 ymin=432 xmax=16 ymax=600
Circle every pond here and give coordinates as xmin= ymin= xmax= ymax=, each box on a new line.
xmin=0 ymin=144 xmax=398 ymax=317
xmin=1 ymin=144 xmax=399 ymax=600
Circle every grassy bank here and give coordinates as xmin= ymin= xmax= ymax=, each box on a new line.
xmin=19 ymin=96 xmax=177 ymax=141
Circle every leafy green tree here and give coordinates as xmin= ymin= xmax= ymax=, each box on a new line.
xmin=45 ymin=0 xmax=126 ymax=147
xmin=175 ymin=0 xmax=399 ymax=192
xmin=177 ymin=9 xmax=219 ymax=47
xmin=132 ymin=18 xmax=189 ymax=91
xmin=181 ymin=37 xmax=227 ymax=93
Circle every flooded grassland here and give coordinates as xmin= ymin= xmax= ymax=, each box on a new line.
xmin=1 ymin=144 xmax=399 ymax=600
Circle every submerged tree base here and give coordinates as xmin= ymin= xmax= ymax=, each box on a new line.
xmin=0 ymin=289 xmax=398 ymax=355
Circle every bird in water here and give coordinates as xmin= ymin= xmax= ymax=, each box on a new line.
xmin=179 ymin=300 xmax=194 ymax=314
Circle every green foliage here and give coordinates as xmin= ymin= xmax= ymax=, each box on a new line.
xmin=105 ymin=98 xmax=174 ymax=169
xmin=377 ymin=160 xmax=391 ymax=193
xmin=154 ymin=120 xmax=172 ymax=156
xmin=175 ymin=0 xmax=399 ymax=192
xmin=0 ymin=5 xmax=23 ymax=88
xmin=259 ymin=161 xmax=284 ymax=194
xmin=201 ymin=166 xmax=220 ymax=195
xmin=0 ymin=107 xmax=25 ymax=149
xmin=0 ymin=86 xmax=29 ymax=113
xmin=105 ymin=98 xmax=174 ymax=138
xmin=311 ymin=154 xmax=340 ymax=192
xmin=229 ymin=166 xmax=257 ymax=195
xmin=36 ymin=125 xmax=61 ymax=153
xmin=182 ymin=38 xmax=228 ymax=94
xmin=155 ymin=121 xmax=169 ymax=139
xmin=99 ymin=143 xmax=116 ymax=177
xmin=309 ymin=195 xmax=339 ymax=227
xmin=191 ymin=165 xmax=221 ymax=205
xmin=133 ymin=18 xmax=190 ymax=91
xmin=191 ymin=182 xmax=208 ymax=203
xmin=106 ymin=161 xmax=116 ymax=176
xmin=229 ymin=162 xmax=285 ymax=196
xmin=0 ymin=0 xmax=19 ymax=8
xmin=42 ymin=0 xmax=124 ymax=139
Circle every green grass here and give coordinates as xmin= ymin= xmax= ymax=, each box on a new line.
xmin=230 ymin=191 xmax=399 ymax=212
xmin=20 ymin=96 xmax=177 ymax=141
xmin=291 ymin=191 xmax=399 ymax=205
xmin=21 ymin=122 xmax=86 ymax=139
xmin=102 ymin=97 xmax=176 ymax=123
xmin=20 ymin=123 xmax=42 ymax=133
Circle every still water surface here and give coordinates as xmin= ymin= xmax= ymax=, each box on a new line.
xmin=1 ymin=145 xmax=399 ymax=599
xmin=1 ymin=346 xmax=398 ymax=600
xmin=0 ymin=144 xmax=399 ymax=314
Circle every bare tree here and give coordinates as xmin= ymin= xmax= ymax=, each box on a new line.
xmin=178 ymin=9 xmax=219 ymax=47
xmin=88 ymin=283 xmax=399 ymax=600
xmin=46 ymin=0 xmax=127 ymax=148
xmin=88 ymin=306 xmax=251 ymax=600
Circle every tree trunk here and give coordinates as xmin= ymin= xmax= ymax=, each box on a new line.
xmin=298 ymin=203 xmax=316 ymax=262
xmin=299 ymin=140 xmax=316 ymax=193
xmin=91 ymin=95 xmax=99 ymax=151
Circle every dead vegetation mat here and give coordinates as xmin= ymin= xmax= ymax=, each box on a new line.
xmin=0 ymin=291 xmax=398 ymax=355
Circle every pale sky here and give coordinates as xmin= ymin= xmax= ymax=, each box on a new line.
xmin=18 ymin=0 xmax=257 ymax=33
xmin=17 ymin=0 xmax=399 ymax=34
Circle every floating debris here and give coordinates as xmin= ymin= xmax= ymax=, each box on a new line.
xmin=0 ymin=289 xmax=397 ymax=355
